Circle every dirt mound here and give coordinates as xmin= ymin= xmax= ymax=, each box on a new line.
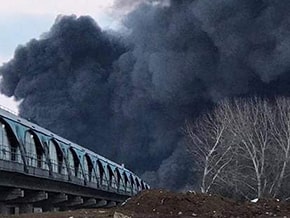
xmin=5 ymin=190 xmax=290 ymax=217
xmin=118 ymin=189 xmax=290 ymax=217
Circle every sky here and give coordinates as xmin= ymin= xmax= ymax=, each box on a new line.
xmin=0 ymin=0 xmax=117 ymax=113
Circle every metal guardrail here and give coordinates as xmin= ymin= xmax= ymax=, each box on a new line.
xmin=0 ymin=145 xmax=137 ymax=195
xmin=0 ymin=144 xmax=21 ymax=163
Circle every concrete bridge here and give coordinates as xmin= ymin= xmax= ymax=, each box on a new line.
xmin=0 ymin=107 xmax=149 ymax=215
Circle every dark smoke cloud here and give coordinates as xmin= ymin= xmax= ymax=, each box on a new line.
xmin=113 ymin=0 xmax=169 ymax=12
xmin=0 ymin=15 xmax=125 ymax=158
xmin=112 ymin=0 xmax=290 ymax=188
xmin=2 ymin=0 xmax=290 ymax=190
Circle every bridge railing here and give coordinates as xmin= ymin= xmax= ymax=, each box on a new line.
xmin=0 ymin=143 xmax=142 ymax=196
xmin=24 ymin=154 xmax=49 ymax=170
xmin=50 ymin=160 xmax=68 ymax=175
xmin=0 ymin=144 xmax=22 ymax=163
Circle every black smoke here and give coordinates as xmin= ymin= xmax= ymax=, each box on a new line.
xmin=2 ymin=0 xmax=290 ymax=190
xmin=0 ymin=15 xmax=125 ymax=158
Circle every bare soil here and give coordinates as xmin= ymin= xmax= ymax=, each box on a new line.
xmin=4 ymin=189 xmax=290 ymax=217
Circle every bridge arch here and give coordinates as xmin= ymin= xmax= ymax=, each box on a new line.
xmin=83 ymin=154 xmax=96 ymax=183
xmin=48 ymin=140 xmax=66 ymax=174
xmin=96 ymin=159 xmax=106 ymax=187
xmin=0 ymin=119 xmax=21 ymax=162
xmin=114 ymin=168 xmax=123 ymax=191
xmin=107 ymin=165 xmax=117 ymax=190
xmin=135 ymin=177 xmax=141 ymax=191
xmin=141 ymin=180 xmax=145 ymax=190
xmin=24 ymin=130 xmax=46 ymax=168
xmin=67 ymin=147 xmax=83 ymax=179
xmin=122 ymin=172 xmax=130 ymax=192
xmin=130 ymin=174 xmax=136 ymax=194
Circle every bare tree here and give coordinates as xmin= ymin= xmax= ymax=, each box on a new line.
xmin=268 ymin=98 xmax=290 ymax=198
xmin=184 ymin=101 xmax=233 ymax=194
xmin=228 ymin=99 xmax=273 ymax=199
xmin=185 ymin=97 xmax=290 ymax=200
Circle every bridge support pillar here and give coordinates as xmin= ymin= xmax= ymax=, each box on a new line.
xmin=59 ymin=196 xmax=83 ymax=211
xmin=95 ymin=199 xmax=107 ymax=207
xmin=39 ymin=193 xmax=67 ymax=212
xmin=82 ymin=198 xmax=96 ymax=207
xmin=0 ymin=188 xmax=24 ymax=201
xmin=106 ymin=201 xmax=117 ymax=208
xmin=42 ymin=204 xmax=54 ymax=212
xmin=0 ymin=203 xmax=9 ymax=215
xmin=19 ymin=203 xmax=33 ymax=214
xmin=49 ymin=193 xmax=68 ymax=204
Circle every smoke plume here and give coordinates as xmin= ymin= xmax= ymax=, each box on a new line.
xmin=0 ymin=15 xmax=125 ymax=158
xmin=2 ymin=0 xmax=290 ymax=189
